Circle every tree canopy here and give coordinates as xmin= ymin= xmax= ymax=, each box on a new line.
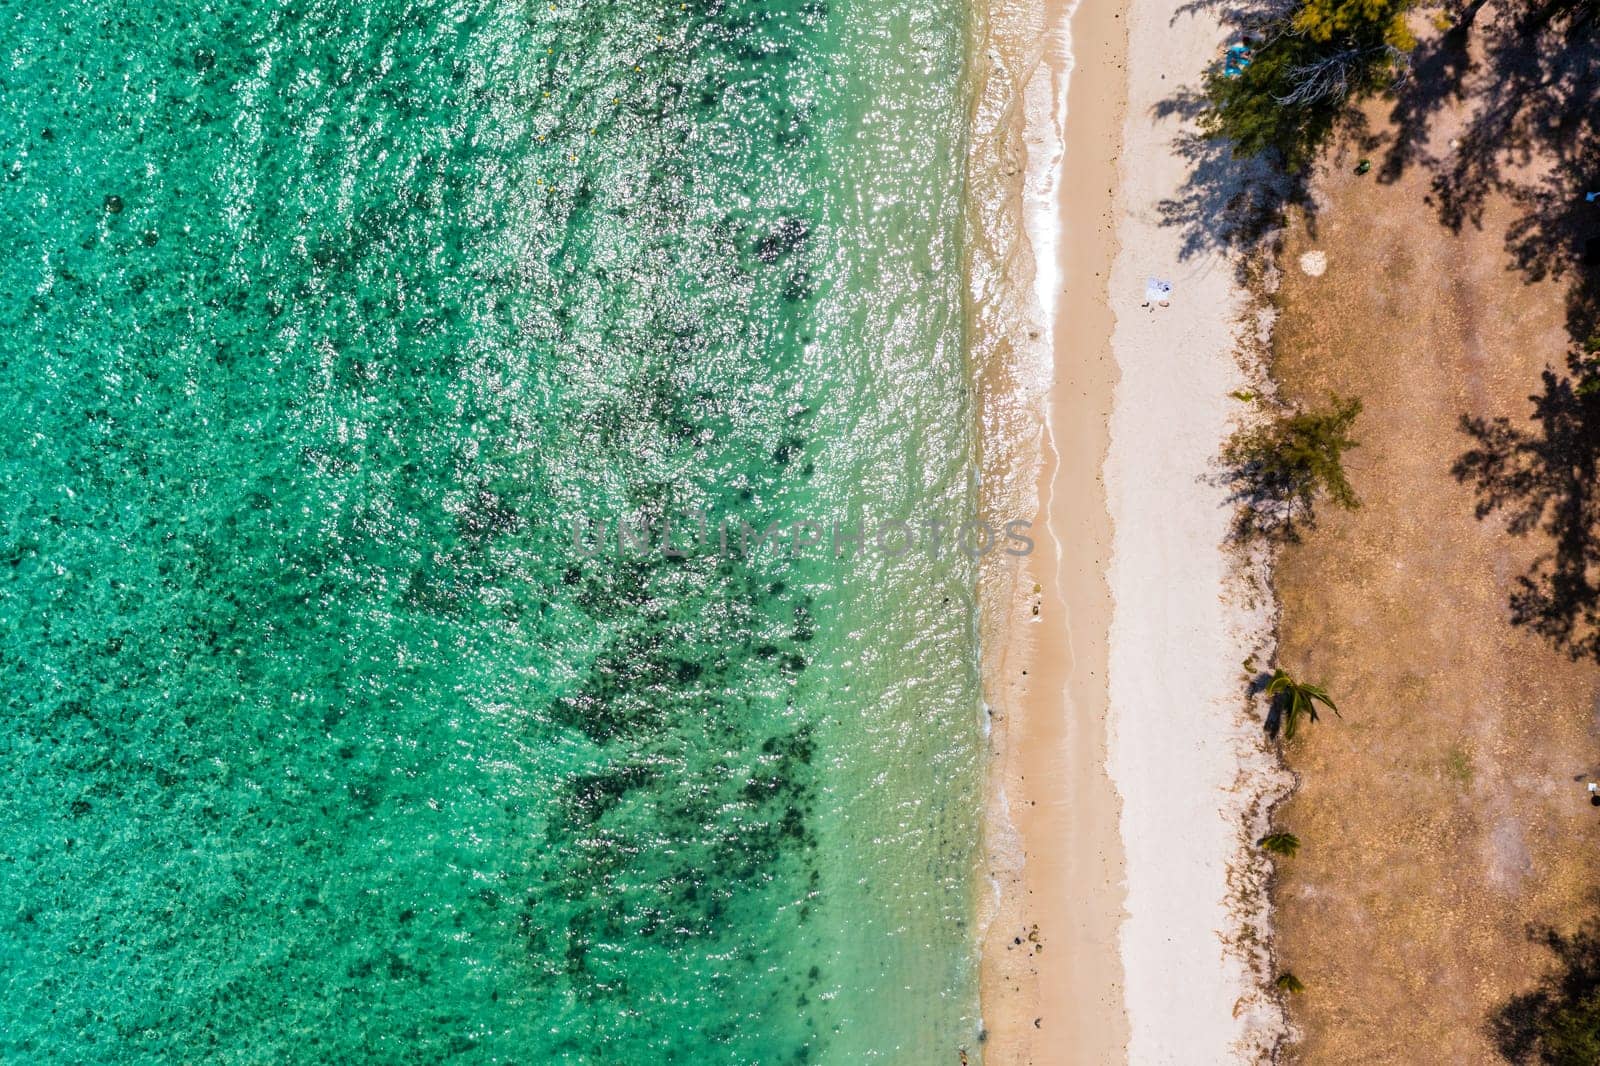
xmin=1200 ymin=0 xmax=1415 ymax=169
xmin=1221 ymin=396 xmax=1362 ymax=540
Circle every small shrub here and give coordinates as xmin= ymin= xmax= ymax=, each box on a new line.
xmin=1576 ymin=335 xmax=1600 ymax=397
xmin=1221 ymin=396 xmax=1362 ymax=540
xmin=1258 ymin=831 xmax=1302 ymax=857
xmin=1265 ymin=668 xmax=1342 ymax=739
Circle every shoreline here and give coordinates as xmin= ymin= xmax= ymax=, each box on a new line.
xmin=972 ymin=0 xmax=1131 ymax=1059
xmin=974 ymin=0 xmax=1290 ymax=1059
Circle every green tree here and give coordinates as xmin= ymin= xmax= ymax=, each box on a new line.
xmin=1575 ymin=335 xmax=1600 ymax=397
xmin=1266 ymin=669 xmax=1340 ymax=739
xmin=1492 ymin=919 xmax=1600 ymax=1064
xmin=1277 ymin=972 xmax=1307 ymax=994
xmin=1258 ymin=831 xmax=1302 ymax=857
xmin=1221 ymin=396 xmax=1362 ymax=540
xmin=1200 ymin=0 xmax=1414 ymax=169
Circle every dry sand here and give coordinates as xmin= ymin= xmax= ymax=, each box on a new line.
xmin=1100 ymin=0 xmax=1288 ymax=1061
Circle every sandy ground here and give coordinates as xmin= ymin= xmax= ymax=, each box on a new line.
xmin=973 ymin=0 xmax=1131 ymax=1060
xmin=1270 ymin=94 xmax=1600 ymax=1062
xmin=975 ymin=0 xmax=1289 ymax=1060
xmin=1101 ymin=0 xmax=1290 ymax=1061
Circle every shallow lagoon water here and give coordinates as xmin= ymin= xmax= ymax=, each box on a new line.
xmin=0 ymin=1 xmax=984 ymax=1061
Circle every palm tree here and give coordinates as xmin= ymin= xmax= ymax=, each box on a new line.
xmin=1266 ymin=669 xmax=1340 ymax=739
xmin=1258 ymin=832 xmax=1301 ymax=857
xmin=1276 ymin=972 xmax=1306 ymax=994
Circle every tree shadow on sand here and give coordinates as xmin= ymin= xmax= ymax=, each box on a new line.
xmin=1454 ymin=347 xmax=1600 ymax=661
xmin=1378 ymin=0 xmax=1600 ymax=337
xmin=1151 ymin=0 xmax=1305 ymax=261
xmin=1158 ymin=126 xmax=1292 ymax=261
xmin=1394 ymin=2 xmax=1600 ymax=661
xmin=1489 ymin=910 xmax=1600 ymax=1063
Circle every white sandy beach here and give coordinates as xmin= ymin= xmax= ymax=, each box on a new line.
xmin=1103 ymin=0 xmax=1288 ymax=1060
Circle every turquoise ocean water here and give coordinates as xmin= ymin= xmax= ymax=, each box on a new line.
xmin=0 ymin=0 xmax=986 ymax=1061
